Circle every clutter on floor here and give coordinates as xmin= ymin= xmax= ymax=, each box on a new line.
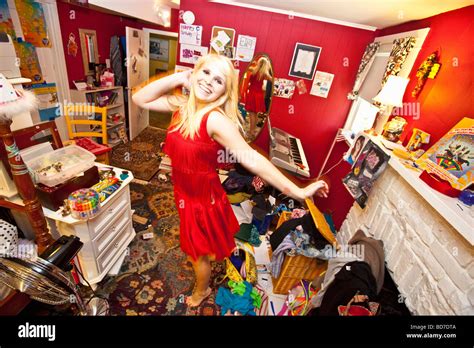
xmin=110 ymin=127 xmax=167 ymax=181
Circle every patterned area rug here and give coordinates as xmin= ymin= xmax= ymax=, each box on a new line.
xmin=110 ymin=127 xmax=167 ymax=181
xmin=100 ymin=177 xmax=226 ymax=316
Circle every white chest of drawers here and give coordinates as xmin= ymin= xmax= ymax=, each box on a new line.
xmin=43 ymin=164 xmax=136 ymax=285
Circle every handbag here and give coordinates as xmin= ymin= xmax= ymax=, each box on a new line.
xmin=337 ymin=291 xmax=380 ymax=316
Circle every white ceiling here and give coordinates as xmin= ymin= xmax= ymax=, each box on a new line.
xmin=87 ymin=0 xmax=179 ymax=26
xmin=213 ymin=0 xmax=474 ymax=30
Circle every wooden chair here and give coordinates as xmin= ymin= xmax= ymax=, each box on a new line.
xmin=64 ymin=104 xmax=112 ymax=164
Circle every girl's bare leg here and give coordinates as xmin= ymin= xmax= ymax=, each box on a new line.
xmin=186 ymin=255 xmax=212 ymax=307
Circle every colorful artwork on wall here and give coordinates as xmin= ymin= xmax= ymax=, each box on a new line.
xmin=273 ymin=78 xmax=295 ymax=99
xmin=0 ymin=0 xmax=15 ymax=39
xmin=14 ymin=0 xmax=51 ymax=47
xmin=14 ymin=40 xmax=43 ymax=83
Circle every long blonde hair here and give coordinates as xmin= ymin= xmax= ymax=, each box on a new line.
xmin=168 ymin=54 xmax=242 ymax=139
xmin=249 ymin=56 xmax=273 ymax=81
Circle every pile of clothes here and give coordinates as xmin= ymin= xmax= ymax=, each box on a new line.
xmin=269 ymin=211 xmax=335 ymax=278
xmin=222 ymin=165 xmax=276 ymax=245
xmin=309 ymin=229 xmax=385 ymax=316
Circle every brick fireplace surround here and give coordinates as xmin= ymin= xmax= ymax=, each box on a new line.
xmin=337 ymin=147 xmax=473 ymax=315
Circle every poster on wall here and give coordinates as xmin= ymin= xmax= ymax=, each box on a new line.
xmin=150 ymin=37 xmax=169 ymax=62
xmin=180 ymin=44 xmax=208 ymax=64
xmin=310 ymin=71 xmax=334 ymax=98
xmin=210 ymin=26 xmax=235 ymax=54
xmin=0 ymin=0 xmax=15 ymax=39
xmin=179 ymin=23 xmax=202 ymax=46
xmin=28 ymin=83 xmax=59 ymax=121
xmin=273 ymin=78 xmax=295 ymax=99
xmin=235 ymin=35 xmax=256 ymax=62
xmin=416 ymin=117 xmax=474 ymax=191
xmin=342 ymin=140 xmax=390 ymax=208
xmin=14 ymin=41 xmax=43 ymax=83
xmin=289 ymin=42 xmax=321 ymax=80
xmin=14 ymin=0 xmax=51 ymax=47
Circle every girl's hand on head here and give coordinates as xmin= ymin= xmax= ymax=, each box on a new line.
xmin=178 ymin=69 xmax=192 ymax=90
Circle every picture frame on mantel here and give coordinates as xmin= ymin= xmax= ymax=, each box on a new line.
xmin=289 ymin=42 xmax=322 ymax=80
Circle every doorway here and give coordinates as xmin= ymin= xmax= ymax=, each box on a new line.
xmin=145 ymin=29 xmax=178 ymax=130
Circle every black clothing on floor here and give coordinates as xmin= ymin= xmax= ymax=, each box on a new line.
xmin=317 ymin=261 xmax=377 ymax=316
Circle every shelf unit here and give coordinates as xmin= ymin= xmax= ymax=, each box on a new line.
xmin=69 ymin=86 xmax=127 ymax=147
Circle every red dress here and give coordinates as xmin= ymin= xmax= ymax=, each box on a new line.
xmin=163 ymin=111 xmax=240 ymax=261
xmin=242 ymin=74 xmax=266 ymax=113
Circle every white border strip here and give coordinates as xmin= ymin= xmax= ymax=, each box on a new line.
xmin=209 ymin=0 xmax=377 ymax=31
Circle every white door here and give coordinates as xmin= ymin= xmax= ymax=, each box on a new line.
xmin=126 ymin=27 xmax=149 ymax=140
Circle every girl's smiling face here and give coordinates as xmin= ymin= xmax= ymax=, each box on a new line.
xmin=193 ymin=62 xmax=226 ymax=103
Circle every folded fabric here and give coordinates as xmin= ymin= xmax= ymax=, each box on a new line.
xmin=223 ymin=170 xmax=254 ymax=194
xmin=270 ymin=214 xmax=327 ymax=251
xmin=231 ymin=204 xmax=253 ymax=225
xmin=227 ymin=192 xmax=252 ymax=204
xmin=216 ymin=281 xmax=256 ymax=316
xmin=291 ymin=229 xmax=331 ymax=260
xmin=235 ymin=223 xmax=262 ymax=247
xmin=251 ymin=176 xmax=266 ymax=193
xmin=310 ymin=252 xmax=363 ymax=308
xmin=251 ymin=194 xmax=272 ymax=221
xmin=348 ymin=229 xmax=385 ymax=294
xmin=270 ymin=234 xmax=296 ymax=278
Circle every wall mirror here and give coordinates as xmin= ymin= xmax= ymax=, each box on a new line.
xmin=78 ymin=29 xmax=99 ymax=76
xmin=238 ymin=53 xmax=274 ymax=143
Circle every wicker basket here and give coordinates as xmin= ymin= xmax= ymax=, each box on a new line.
xmin=271 ymin=204 xmax=332 ymax=295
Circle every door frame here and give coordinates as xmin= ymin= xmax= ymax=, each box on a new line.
xmin=143 ymin=28 xmax=178 ymax=80
xmin=142 ymin=28 xmax=178 ymax=130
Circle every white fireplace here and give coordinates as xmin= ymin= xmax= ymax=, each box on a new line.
xmin=337 ymin=138 xmax=474 ymax=315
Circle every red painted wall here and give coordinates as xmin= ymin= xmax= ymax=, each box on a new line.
xmin=319 ymin=5 xmax=474 ymax=229
xmin=378 ymin=5 xmax=473 ymax=146
xmin=57 ymin=2 xmax=179 ymax=88
xmin=179 ymin=0 xmax=375 ymax=227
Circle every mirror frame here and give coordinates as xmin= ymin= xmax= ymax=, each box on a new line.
xmin=238 ymin=53 xmax=275 ymax=143
xmin=79 ymin=28 xmax=99 ymax=76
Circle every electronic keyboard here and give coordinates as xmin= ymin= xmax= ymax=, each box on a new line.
xmin=269 ymin=126 xmax=310 ymax=178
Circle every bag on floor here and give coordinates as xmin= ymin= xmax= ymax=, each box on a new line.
xmin=337 ymin=291 xmax=380 ymax=316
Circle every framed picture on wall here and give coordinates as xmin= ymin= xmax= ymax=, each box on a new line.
xmin=289 ymin=42 xmax=322 ymax=80
xmin=150 ymin=37 xmax=169 ymax=62
xmin=210 ymin=26 xmax=235 ymax=55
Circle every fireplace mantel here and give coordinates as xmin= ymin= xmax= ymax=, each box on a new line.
xmin=338 ymin=135 xmax=474 ymax=315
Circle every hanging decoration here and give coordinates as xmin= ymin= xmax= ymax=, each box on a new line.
xmin=411 ymin=50 xmax=441 ymax=98
xmin=380 ymin=37 xmax=416 ymax=86
xmin=67 ymin=33 xmax=78 ymax=57
xmin=347 ymin=42 xmax=380 ymax=100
